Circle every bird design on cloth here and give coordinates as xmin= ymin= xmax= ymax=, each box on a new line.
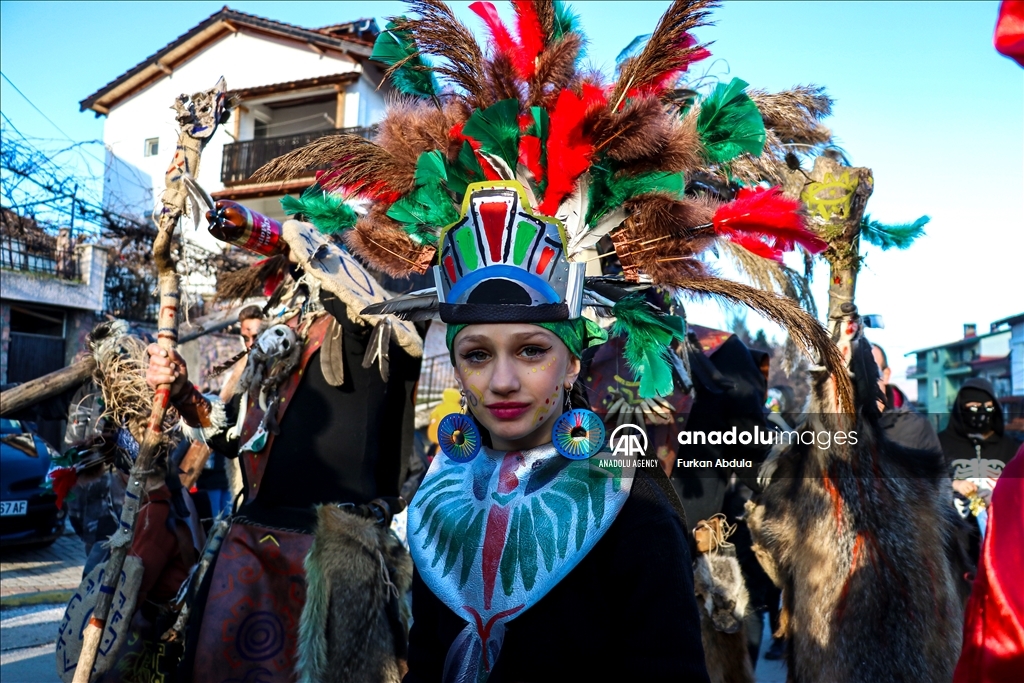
xmin=408 ymin=443 xmax=634 ymax=682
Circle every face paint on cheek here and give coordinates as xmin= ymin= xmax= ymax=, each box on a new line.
xmin=466 ymin=385 xmax=483 ymax=407
xmin=533 ymin=388 xmax=561 ymax=423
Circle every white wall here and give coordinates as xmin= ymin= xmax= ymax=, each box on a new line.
xmin=101 ymin=29 xmax=369 ymax=252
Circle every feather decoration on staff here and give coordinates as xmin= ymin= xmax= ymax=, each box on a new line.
xmin=859 ymin=214 xmax=929 ymax=250
xmin=712 ymin=186 xmax=828 ymax=261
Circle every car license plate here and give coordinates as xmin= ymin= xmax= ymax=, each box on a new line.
xmin=0 ymin=500 xmax=28 ymax=516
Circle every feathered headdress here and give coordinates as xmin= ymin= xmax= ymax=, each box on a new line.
xmin=253 ymin=0 xmax=853 ymax=410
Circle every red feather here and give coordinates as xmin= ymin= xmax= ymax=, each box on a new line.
xmin=713 ymin=186 xmax=828 ymax=262
xmin=513 ymin=0 xmax=545 ymax=77
xmin=49 ymin=467 xmax=78 ymax=510
xmin=539 ymin=84 xmax=607 ymax=214
xmin=316 ymin=170 xmax=401 ymax=206
xmin=519 ymin=135 xmax=544 ymax=183
xmin=470 ymin=2 xmax=525 ymax=75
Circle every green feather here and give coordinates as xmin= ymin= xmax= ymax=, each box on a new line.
xmin=860 ymin=215 xmax=929 ymax=250
xmin=611 ymin=294 xmax=687 ymax=399
xmin=461 ymin=98 xmax=521 ymax=171
xmin=371 ymin=18 xmax=438 ymax=99
xmin=696 ymin=78 xmax=767 ymax=165
xmin=553 ymin=1 xmax=583 ymax=49
xmin=586 ymin=165 xmax=684 ymax=225
xmin=444 ymin=141 xmax=487 ymax=198
xmin=386 ymin=151 xmax=459 ymax=243
xmin=280 ymin=186 xmax=357 ymax=235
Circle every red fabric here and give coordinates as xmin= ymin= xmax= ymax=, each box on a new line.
xmin=130 ymin=486 xmax=192 ymax=605
xmin=995 ymin=1 xmax=1024 ymax=67
xmin=953 ymin=445 xmax=1024 ymax=682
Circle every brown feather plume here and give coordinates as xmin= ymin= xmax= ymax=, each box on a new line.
xmin=215 ymin=254 xmax=288 ymax=303
xmin=389 ymin=1 xmax=490 ymax=108
xmin=250 ymin=134 xmax=416 ymax=197
xmin=533 ymin=0 xmax=556 ymax=43
xmin=673 ymin=275 xmax=855 ymax=414
xmin=613 ymin=195 xmax=717 ymax=281
xmin=593 ymin=96 xmax=704 ymax=174
xmin=749 ymin=85 xmax=833 ymax=146
xmin=527 ymin=32 xmax=582 ymax=108
xmin=486 ymin=52 xmax=525 ymax=104
xmin=610 ymin=0 xmax=717 ymax=107
xmin=343 ymin=205 xmax=435 ymax=277
xmin=720 ymin=240 xmax=816 ymax=316
xmin=375 ymin=97 xmax=470 ymax=168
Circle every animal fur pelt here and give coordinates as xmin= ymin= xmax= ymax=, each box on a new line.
xmin=297 ymin=504 xmax=414 ymax=683
xmin=693 ymin=515 xmax=755 ymax=683
xmin=745 ymin=310 xmax=964 ymax=683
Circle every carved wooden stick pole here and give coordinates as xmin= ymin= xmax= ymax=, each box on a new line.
xmin=783 ymin=155 xmax=874 ymax=332
xmin=72 ymin=79 xmax=226 ymax=683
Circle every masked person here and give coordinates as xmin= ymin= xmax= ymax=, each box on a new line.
xmin=146 ymin=226 xmax=422 ymax=682
xmin=940 ymin=379 xmax=1021 ymax=503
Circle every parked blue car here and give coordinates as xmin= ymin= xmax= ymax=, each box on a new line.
xmin=0 ymin=418 xmax=66 ymax=546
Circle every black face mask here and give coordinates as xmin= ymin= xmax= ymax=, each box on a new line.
xmin=963 ymin=403 xmax=995 ymax=432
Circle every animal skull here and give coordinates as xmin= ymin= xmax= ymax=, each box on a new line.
xmin=256 ymin=324 xmax=296 ymax=358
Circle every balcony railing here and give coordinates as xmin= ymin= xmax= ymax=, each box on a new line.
xmin=220 ymin=126 xmax=375 ymax=186
xmin=0 ymin=233 xmax=79 ymax=280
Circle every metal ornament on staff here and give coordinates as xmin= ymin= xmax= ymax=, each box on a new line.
xmin=71 ymin=79 xmax=228 ymax=683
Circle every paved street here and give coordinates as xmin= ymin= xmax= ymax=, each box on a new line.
xmin=1 ymin=528 xmax=85 ymax=599
xmin=1 ymin=525 xmax=84 ymax=683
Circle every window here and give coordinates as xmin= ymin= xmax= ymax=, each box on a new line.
xmin=931 ymin=350 xmax=939 ymax=362
xmin=144 ymin=138 xmax=159 ymax=157
xmin=932 ymin=379 xmax=940 ymax=398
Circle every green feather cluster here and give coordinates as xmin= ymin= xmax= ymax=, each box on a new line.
xmin=611 ymin=294 xmax=687 ymax=399
xmin=371 ymin=18 xmax=438 ymax=99
xmin=462 ymin=99 xmax=521 ymax=172
xmin=587 ymin=167 xmax=684 ymax=225
xmin=387 ymin=151 xmax=460 ymax=245
xmin=696 ymin=78 xmax=767 ymax=165
xmin=444 ymin=141 xmax=488 ymax=198
xmin=860 ymin=215 xmax=929 ymax=250
xmin=281 ymin=185 xmax=357 ymax=235
xmin=553 ymin=1 xmax=582 ymax=43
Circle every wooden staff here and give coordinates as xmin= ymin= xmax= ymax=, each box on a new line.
xmin=0 ymin=357 xmax=96 ymax=417
xmin=72 ymin=79 xmax=226 ymax=683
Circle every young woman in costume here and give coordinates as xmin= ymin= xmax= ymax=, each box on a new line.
xmin=394 ymin=213 xmax=712 ymax=681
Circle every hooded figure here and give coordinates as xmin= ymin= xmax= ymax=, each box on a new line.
xmin=939 ymin=378 xmax=1021 ymax=480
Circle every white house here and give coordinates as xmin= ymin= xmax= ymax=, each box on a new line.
xmin=80 ymin=7 xmax=392 ymax=253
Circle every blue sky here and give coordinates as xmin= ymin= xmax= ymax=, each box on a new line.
xmin=2 ymin=1 xmax=1021 ymax=393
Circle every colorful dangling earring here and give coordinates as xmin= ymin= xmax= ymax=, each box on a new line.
xmin=437 ymin=392 xmax=481 ymax=463
xmin=552 ymin=389 xmax=607 ymax=461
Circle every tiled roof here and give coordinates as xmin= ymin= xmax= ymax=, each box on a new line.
xmin=80 ymin=7 xmax=375 ymax=114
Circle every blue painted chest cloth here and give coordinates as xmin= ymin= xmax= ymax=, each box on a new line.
xmin=408 ymin=444 xmax=634 ymax=683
